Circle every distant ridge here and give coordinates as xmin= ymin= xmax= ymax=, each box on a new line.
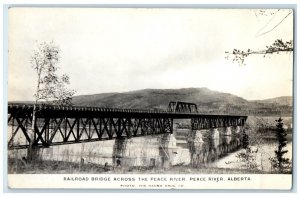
xmin=71 ymin=88 xmax=292 ymax=116
xmin=250 ymin=96 xmax=292 ymax=106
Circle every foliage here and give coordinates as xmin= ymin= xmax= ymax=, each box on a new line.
xmin=255 ymin=117 xmax=274 ymax=133
xmin=269 ymin=117 xmax=292 ymax=173
xmin=30 ymin=41 xmax=76 ymax=106
xmin=235 ymin=123 xmax=262 ymax=171
xmin=235 ymin=127 xmax=259 ymax=170
xmin=236 ymin=146 xmax=258 ymax=170
xmin=225 ymin=39 xmax=293 ymax=66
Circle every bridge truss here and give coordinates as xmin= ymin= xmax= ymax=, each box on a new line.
xmin=7 ymin=103 xmax=247 ymax=150
xmin=167 ymin=101 xmax=198 ymax=113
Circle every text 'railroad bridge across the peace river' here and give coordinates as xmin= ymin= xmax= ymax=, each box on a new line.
xmin=7 ymin=101 xmax=247 ymax=150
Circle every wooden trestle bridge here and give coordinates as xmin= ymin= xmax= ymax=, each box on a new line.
xmin=7 ymin=101 xmax=247 ymax=150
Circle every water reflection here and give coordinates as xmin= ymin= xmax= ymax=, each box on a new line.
xmin=108 ymin=127 xmax=243 ymax=169
xmin=186 ymin=128 xmax=242 ymax=168
xmin=9 ymin=127 xmax=244 ymax=170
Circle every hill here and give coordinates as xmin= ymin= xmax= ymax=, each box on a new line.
xmin=251 ymin=96 xmax=292 ymax=106
xmin=72 ymin=88 xmax=292 ymax=116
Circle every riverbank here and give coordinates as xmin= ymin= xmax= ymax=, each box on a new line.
xmin=8 ymin=157 xmax=264 ymax=174
xmin=9 ymin=144 xmax=292 ymax=175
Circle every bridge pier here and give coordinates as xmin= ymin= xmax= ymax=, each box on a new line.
xmin=210 ymin=128 xmax=220 ymax=139
xmin=159 ymin=133 xmax=175 ymax=169
xmin=26 ymin=147 xmax=41 ymax=162
xmin=223 ymin=127 xmax=232 ymax=136
xmin=193 ymin=130 xmax=205 ymax=143
xmin=188 ymin=125 xmax=246 ymax=165
xmin=188 ymin=130 xmax=207 ymax=167
xmin=209 ymin=129 xmax=220 ymax=161
xmin=112 ymin=138 xmax=128 ymax=168
xmin=227 ymin=126 xmax=241 ymax=136
xmin=234 ymin=126 xmax=241 ymax=134
xmin=188 ymin=126 xmax=242 ymax=167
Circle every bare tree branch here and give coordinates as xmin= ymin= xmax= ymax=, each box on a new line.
xmin=226 ymin=9 xmax=293 ymax=66
xmin=256 ymin=9 xmax=280 ymax=36
xmin=225 ymin=39 xmax=293 ymax=66
xmin=256 ymin=11 xmax=292 ymax=37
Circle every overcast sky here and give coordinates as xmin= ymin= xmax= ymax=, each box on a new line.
xmin=8 ymin=8 xmax=293 ymax=101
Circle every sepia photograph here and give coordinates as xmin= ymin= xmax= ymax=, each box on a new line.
xmin=6 ymin=7 xmax=294 ymax=189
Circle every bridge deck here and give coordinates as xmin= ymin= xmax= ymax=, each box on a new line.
xmin=8 ymin=103 xmax=247 ymax=119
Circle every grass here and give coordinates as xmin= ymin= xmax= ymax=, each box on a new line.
xmin=9 ymin=157 xmax=285 ymax=174
xmin=8 ymin=158 xmax=111 ymax=174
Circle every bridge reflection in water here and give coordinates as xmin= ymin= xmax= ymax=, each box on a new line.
xmin=119 ymin=126 xmax=241 ymax=168
xmin=8 ymin=127 xmax=243 ymax=169
xmin=186 ymin=128 xmax=242 ymax=168
xmin=34 ymin=127 xmax=242 ymax=169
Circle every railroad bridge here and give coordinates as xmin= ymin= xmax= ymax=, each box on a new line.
xmin=7 ymin=101 xmax=247 ymax=150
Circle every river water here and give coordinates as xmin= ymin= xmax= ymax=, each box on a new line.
xmin=8 ymin=127 xmax=243 ymax=168
xmin=8 ymin=126 xmax=292 ymax=173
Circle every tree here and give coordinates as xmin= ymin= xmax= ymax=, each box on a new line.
xmin=242 ymin=130 xmax=249 ymax=149
xmin=28 ymin=41 xmax=75 ymax=160
xmin=30 ymin=41 xmax=75 ymax=106
xmin=235 ymin=125 xmax=259 ymax=171
xmin=225 ymin=9 xmax=293 ymax=66
xmin=269 ymin=117 xmax=291 ymax=173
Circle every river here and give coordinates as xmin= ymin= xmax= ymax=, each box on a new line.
xmin=8 ymin=126 xmax=292 ymax=173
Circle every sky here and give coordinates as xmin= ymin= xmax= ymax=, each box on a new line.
xmin=7 ymin=8 xmax=294 ymax=101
